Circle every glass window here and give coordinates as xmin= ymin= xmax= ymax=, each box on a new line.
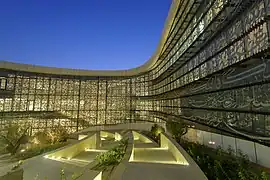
xmin=0 ymin=78 xmax=6 ymax=89
xmin=29 ymin=101 xmax=34 ymax=111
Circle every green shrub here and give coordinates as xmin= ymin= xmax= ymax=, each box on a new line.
xmin=179 ymin=140 xmax=269 ymax=180
xmin=166 ymin=121 xmax=187 ymax=141
xmin=0 ymin=124 xmax=30 ymax=155
xmin=32 ymin=126 xmax=69 ymax=145
xmin=95 ymin=138 xmax=128 ymax=169
xmin=32 ymin=131 xmax=51 ymax=145
xmin=14 ymin=142 xmax=68 ymax=160
xmin=150 ymin=124 xmax=165 ymax=137
xmin=48 ymin=126 xmax=69 ymax=144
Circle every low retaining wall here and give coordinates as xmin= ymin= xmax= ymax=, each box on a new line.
xmin=45 ymin=133 xmax=98 ymax=159
xmin=132 ymin=131 xmax=152 ymax=143
xmin=161 ymin=133 xmax=207 ymax=179
xmin=115 ymin=132 xmax=123 ymax=141
xmin=100 ymin=131 xmax=115 ymax=138
xmin=160 ymin=133 xmax=188 ymax=165
xmin=77 ymin=122 xmax=166 ymax=133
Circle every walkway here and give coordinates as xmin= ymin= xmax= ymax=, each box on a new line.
xmin=132 ymin=139 xmax=177 ymax=164
xmin=1 ymin=130 xmax=207 ymax=180
xmin=112 ymin=131 xmax=207 ymax=180
xmin=21 ymin=131 xmax=120 ymax=180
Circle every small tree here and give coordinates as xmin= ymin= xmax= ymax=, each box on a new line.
xmin=47 ymin=126 xmax=69 ymax=144
xmin=0 ymin=124 xmax=30 ymax=155
xmin=151 ymin=124 xmax=165 ymax=137
xmin=166 ymin=120 xmax=188 ymax=142
xmin=30 ymin=126 xmax=69 ymax=146
xmin=32 ymin=131 xmax=51 ymax=145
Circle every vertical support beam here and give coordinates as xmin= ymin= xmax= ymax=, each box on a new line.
xmin=46 ymin=77 xmax=51 ymax=128
xmin=96 ymin=78 xmax=99 ymax=125
xmin=129 ymin=78 xmax=133 ymax=122
xmin=46 ymin=77 xmax=51 ymax=111
xmin=11 ymin=73 xmax=17 ymax=112
xmin=76 ymin=79 xmax=81 ymax=132
xmin=105 ymin=80 xmax=108 ymax=125
xmin=127 ymin=78 xmax=131 ymax=123
xmin=33 ymin=76 xmax=37 ymax=111
xmin=59 ymin=78 xmax=63 ymax=112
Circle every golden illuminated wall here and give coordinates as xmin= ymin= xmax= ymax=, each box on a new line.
xmin=146 ymin=0 xmax=270 ymax=138
xmin=1 ymin=0 xmax=270 ymax=139
xmin=0 ymin=72 xmax=160 ymax=133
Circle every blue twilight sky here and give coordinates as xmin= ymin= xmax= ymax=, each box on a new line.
xmin=0 ymin=0 xmax=171 ymax=70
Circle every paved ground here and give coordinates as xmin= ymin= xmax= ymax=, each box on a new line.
xmin=0 ymin=162 xmax=17 ymax=177
xmin=22 ymin=156 xmax=83 ymax=179
xmin=2 ymin=131 xmax=206 ymax=180
xmin=70 ymin=151 xmax=101 ymax=166
xmin=22 ymin=155 xmax=102 ymax=180
xmin=131 ymin=138 xmax=178 ymax=164
xmin=122 ymin=162 xmax=198 ymax=180
xmin=20 ymin=134 xmax=116 ymax=179
xmin=0 ymin=154 xmax=20 ymax=176
xmin=100 ymin=138 xmax=119 ymax=150
xmin=0 ymin=132 xmax=117 ymax=179
xmin=119 ymin=132 xmax=207 ymax=180
xmin=133 ymin=148 xmax=177 ymax=164
xmin=48 ymin=135 xmax=117 ymax=167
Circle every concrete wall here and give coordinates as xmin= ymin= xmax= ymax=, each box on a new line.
xmin=115 ymin=132 xmax=123 ymax=141
xmin=77 ymin=122 xmax=166 ymax=134
xmin=183 ymin=128 xmax=270 ymax=168
xmin=45 ymin=133 xmax=97 ymax=159
xmin=93 ymin=172 xmax=102 ymax=180
xmin=78 ymin=134 xmax=88 ymax=140
xmin=160 ymin=133 xmax=207 ymax=179
xmin=100 ymin=131 xmax=115 ymax=139
xmin=160 ymin=133 xmax=188 ymax=165
xmin=132 ymin=131 xmax=152 ymax=143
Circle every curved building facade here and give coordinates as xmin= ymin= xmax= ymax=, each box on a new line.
xmin=0 ymin=0 xmax=270 ymax=140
